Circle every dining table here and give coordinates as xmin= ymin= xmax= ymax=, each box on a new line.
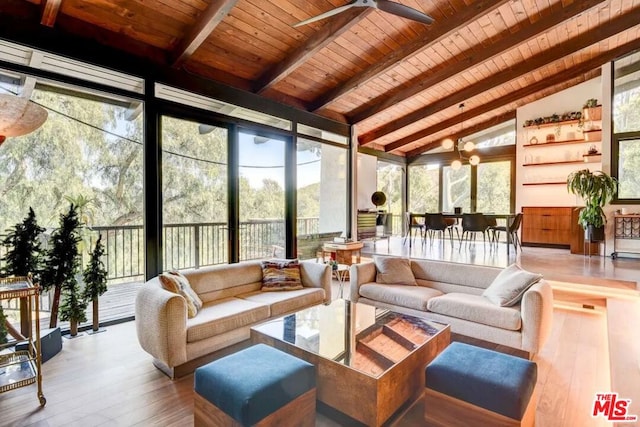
xmin=408 ymin=212 xmax=518 ymax=256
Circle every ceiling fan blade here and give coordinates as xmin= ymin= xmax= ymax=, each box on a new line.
xmin=293 ymin=3 xmax=356 ymax=27
xmin=376 ymin=0 xmax=434 ymax=25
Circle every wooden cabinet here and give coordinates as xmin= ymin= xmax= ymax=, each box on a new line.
xmin=522 ymin=207 xmax=572 ymax=246
xmin=522 ymin=206 xmax=599 ymax=254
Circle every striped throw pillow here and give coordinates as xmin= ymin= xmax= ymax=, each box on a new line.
xmin=261 ymin=259 xmax=303 ymax=291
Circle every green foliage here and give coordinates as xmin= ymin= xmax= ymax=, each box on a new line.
xmin=59 ymin=279 xmax=88 ymax=324
xmin=41 ymin=204 xmax=83 ymax=292
xmin=567 ymin=169 xmax=618 ymax=228
xmin=41 ymin=204 xmax=83 ymax=327
xmin=82 ymin=235 xmax=108 ymax=301
xmin=0 ymin=306 xmax=7 ymax=344
xmin=1 ymin=207 xmax=45 ymax=279
xmin=409 ymin=165 xmax=439 ymax=212
xmin=584 ymin=98 xmax=598 ymax=108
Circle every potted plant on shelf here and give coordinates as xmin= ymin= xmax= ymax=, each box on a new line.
xmin=583 ymin=98 xmax=602 ymax=121
xmin=566 ymin=169 xmax=618 ymax=242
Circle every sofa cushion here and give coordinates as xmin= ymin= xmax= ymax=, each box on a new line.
xmin=187 ymin=297 xmax=270 ymax=343
xmin=427 ymin=293 xmax=522 ymax=331
xmin=360 ymin=283 xmax=443 ymax=312
xmin=374 ymin=256 xmax=417 ymax=286
xmin=261 ymin=259 xmax=304 ymax=291
xmin=483 ymin=264 xmax=543 ymax=307
xmin=239 ymin=288 xmax=325 ymax=317
xmin=159 ymin=271 xmax=203 ymax=318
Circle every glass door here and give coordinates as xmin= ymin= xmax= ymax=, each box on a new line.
xmin=238 ymin=132 xmax=286 ymax=260
xmin=161 ymin=116 xmax=228 ymax=269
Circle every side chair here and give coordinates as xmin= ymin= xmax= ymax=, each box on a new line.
xmin=403 ymin=212 xmax=425 ymax=246
xmin=425 ymin=213 xmax=455 ymax=243
xmin=460 ymin=213 xmax=489 ymax=245
xmin=489 ymin=213 xmax=523 ymax=251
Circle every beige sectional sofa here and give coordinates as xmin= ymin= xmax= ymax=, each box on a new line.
xmin=135 ymin=260 xmax=331 ymax=378
xmin=350 ymin=258 xmax=553 ymax=358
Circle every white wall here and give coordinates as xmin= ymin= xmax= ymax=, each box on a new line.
xmin=357 ymin=153 xmax=378 ymax=211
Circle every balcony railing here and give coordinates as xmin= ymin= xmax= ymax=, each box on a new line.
xmin=82 ymin=217 xmax=319 ymax=282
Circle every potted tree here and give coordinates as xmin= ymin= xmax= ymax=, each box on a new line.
xmin=567 ymin=169 xmax=618 ymax=242
xmin=59 ymin=278 xmax=87 ymax=337
xmin=1 ymin=208 xmax=45 ymax=342
xmin=41 ymin=204 xmax=83 ymax=329
xmin=82 ymin=235 xmax=108 ymax=333
xmin=1 ymin=207 xmax=46 ymax=279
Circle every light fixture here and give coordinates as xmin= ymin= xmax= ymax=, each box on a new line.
xmin=442 ymin=138 xmax=454 ymax=150
xmin=441 ymin=103 xmax=480 ymax=168
xmin=0 ymin=94 xmax=48 ymax=146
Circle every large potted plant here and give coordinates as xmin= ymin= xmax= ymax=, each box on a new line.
xmin=41 ymin=204 xmax=83 ymax=328
xmin=567 ymin=169 xmax=618 ymax=242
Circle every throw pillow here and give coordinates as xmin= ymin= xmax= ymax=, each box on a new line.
xmin=374 ymin=256 xmax=417 ymax=286
xmin=482 ymin=264 xmax=543 ymax=307
xmin=261 ymin=259 xmax=303 ymax=291
xmin=159 ymin=271 xmax=203 ymax=318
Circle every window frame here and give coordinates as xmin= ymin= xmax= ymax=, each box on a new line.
xmin=611 ymin=131 xmax=640 ymax=204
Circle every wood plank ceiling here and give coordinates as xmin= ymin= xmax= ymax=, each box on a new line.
xmin=1 ymin=0 xmax=639 ymax=159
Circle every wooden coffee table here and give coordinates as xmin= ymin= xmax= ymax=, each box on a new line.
xmin=250 ymin=299 xmax=450 ymax=426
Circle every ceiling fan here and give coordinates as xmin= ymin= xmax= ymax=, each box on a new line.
xmin=293 ymin=0 xmax=434 ymax=27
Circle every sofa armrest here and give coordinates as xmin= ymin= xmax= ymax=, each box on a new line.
xmin=520 ymin=279 xmax=554 ymax=356
xmin=135 ymin=279 xmax=188 ymax=368
xmin=349 ymin=262 xmax=377 ymax=302
xmin=300 ymin=261 xmax=332 ymax=304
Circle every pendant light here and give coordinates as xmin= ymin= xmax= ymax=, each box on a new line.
xmin=0 ymin=94 xmax=48 ymax=146
xmin=442 ymin=103 xmax=479 ymax=170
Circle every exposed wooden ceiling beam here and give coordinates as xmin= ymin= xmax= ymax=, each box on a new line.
xmin=383 ymin=62 xmax=609 ymax=153
xmin=351 ymin=0 xmax=605 ymax=126
xmin=404 ymin=111 xmax=516 ymax=158
xmin=254 ymin=8 xmax=370 ymax=94
xmin=360 ymin=7 xmax=640 ymax=146
xmin=308 ymin=0 xmax=510 ymax=112
xmin=40 ymin=0 xmax=62 ymax=28
xmin=170 ymin=0 xmax=239 ymax=68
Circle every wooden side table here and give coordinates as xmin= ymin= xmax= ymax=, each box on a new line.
xmin=321 ymin=242 xmax=364 ymax=265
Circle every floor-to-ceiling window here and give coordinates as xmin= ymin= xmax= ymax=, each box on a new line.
xmin=238 ymin=132 xmax=286 ymax=260
xmin=408 ymin=164 xmax=439 ymax=213
xmin=161 ymin=116 xmax=228 ymax=268
xmin=296 ymin=138 xmax=348 ymax=260
xmin=0 ymin=67 xmax=144 ymax=327
xmin=442 ymin=165 xmax=471 ymax=213
xmin=476 ymin=161 xmax=512 ymax=213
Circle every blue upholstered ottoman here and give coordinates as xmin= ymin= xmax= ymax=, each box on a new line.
xmin=424 ymin=342 xmax=537 ymax=427
xmin=193 ymin=344 xmax=316 ymax=427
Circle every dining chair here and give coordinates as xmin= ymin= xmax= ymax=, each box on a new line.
xmin=488 ymin=213 xmax=523 ymax=251
xmin=460 ymin=213 xmax=489 ymax=244
xmin=425 ymin=213 xmax=455 ymax=243
xmin=403 ymin=212 xmax=425 ymax=246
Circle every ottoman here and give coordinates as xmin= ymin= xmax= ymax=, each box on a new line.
xmin=194 ymin=344 xmax=316 ymax=427
xmin=424 ymin=342 xmax=537 ymax=427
